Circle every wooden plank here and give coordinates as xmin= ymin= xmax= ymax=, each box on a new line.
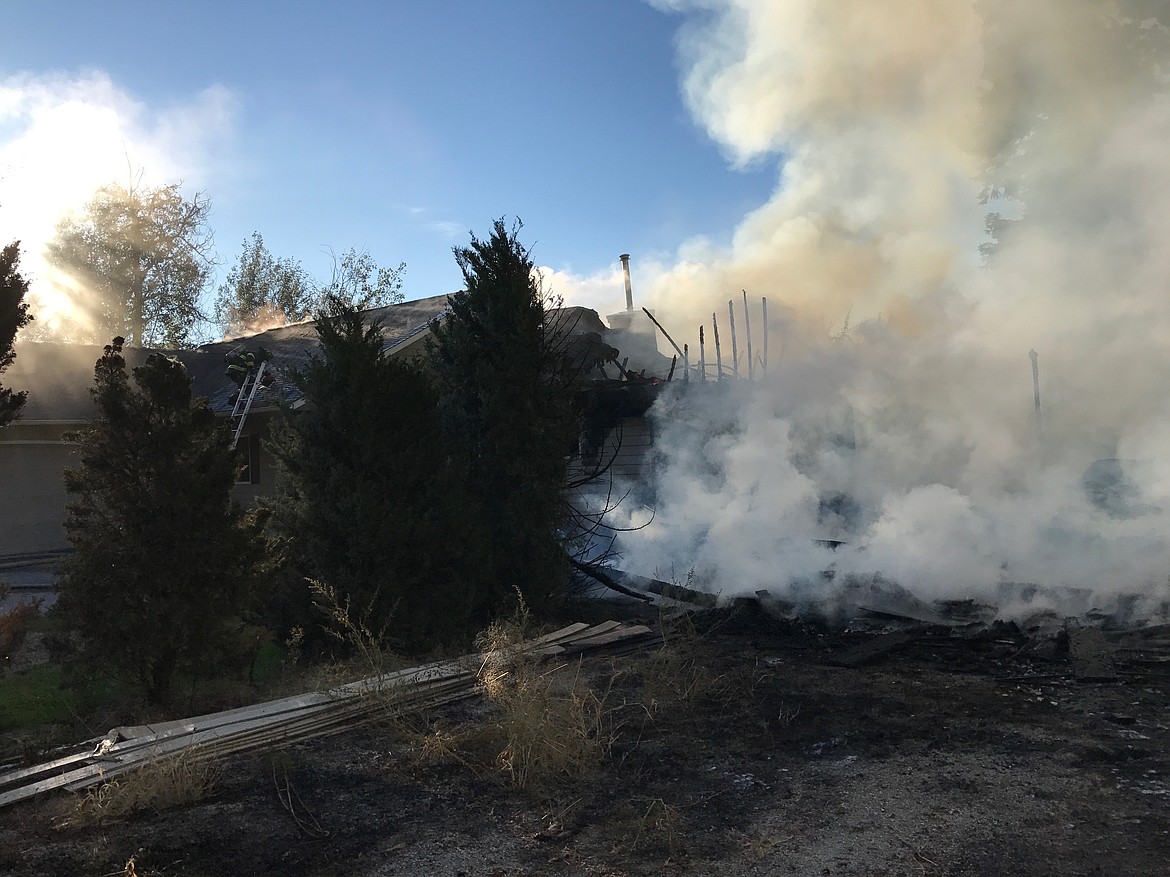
xmin=0 ymin=747 xmax=113 ymax=793
xmin=62 ymin=674 xmax=482 ymax=791
xmin=1 ymin=621 xmax=655 ymax=808
xmin=1 ymin=688 xmax=347 ymax=791
xmin=560 ymin=625 xmax=652 ymax=652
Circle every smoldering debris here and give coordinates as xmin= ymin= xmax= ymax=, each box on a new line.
xmin=589 ymin=564 xmax=1170 ymax=684
xmin=592 ymin=2 xmax=1170 ymax=616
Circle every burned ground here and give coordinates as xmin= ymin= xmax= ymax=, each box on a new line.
xmin=2 ymin=606 xmax=1169 ymax=876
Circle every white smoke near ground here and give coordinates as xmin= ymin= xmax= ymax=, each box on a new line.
xmin=600 ymin=0 xmax=1170 ymax=616
xmin=0 ymin=70 xmax=237 ymax=338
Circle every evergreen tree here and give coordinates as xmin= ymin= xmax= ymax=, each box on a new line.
xmin=428 ymin=219 xmax=577 ymax=616
xmin=0 ymin=241 xmax=32 ymax=428
xmin=46 ymin=182 xmax=213 ymax=347
xmin=267 ymin=301 xmax=478 ymax=651
xmin=57 ymin=339 xmax=264 ymax=703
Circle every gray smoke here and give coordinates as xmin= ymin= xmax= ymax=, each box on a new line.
xmin=612 ymin=1 xmax=1170 ymax=614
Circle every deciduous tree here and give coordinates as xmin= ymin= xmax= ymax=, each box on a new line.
xmin=318 ymin=248 xmax=406 ymax=312
xmin=214 ymin=232 xmax=314 ymax=337
xmin=46 ymin=182 xmax=213 ymax=347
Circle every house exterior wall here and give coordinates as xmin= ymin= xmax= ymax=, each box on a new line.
xmin=232 ymin=411 xmax=282 ymax=505
xmin=0 ymin=424 xmax=79 ymax=556
xmin=0 ymin=414 xmax=283 ymax=559
xmin=603 ymin=417 xmax=654 ymax=482
xmin=568 ymin=415 xmax=654 ymax=484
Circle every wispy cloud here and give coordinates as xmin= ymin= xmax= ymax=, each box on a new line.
xmin=426 ymin=219 xmax=464 ymax=239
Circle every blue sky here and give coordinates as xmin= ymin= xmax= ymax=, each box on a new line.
xmin=0 ymin=1 xmax=776 ymax=329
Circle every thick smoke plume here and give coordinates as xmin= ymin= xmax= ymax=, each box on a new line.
xmin=613 ymin=0 xmax=1170 ymax=614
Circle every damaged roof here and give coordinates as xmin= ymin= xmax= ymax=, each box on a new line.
xmin=5 ymin=294 xmax=452 ymax=423
xmin=191 ymin=293 xmax=452 ymax=413
xmin=4 ymin=296 xmax=663 ymax=424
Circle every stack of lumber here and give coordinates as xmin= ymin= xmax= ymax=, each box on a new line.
xmin=0 ymin=620 xmax=653 ymax=810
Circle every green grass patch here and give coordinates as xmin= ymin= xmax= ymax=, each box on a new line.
xmin=250 ymin=640 xmax=287 ymax=686
xmin=0 ymin=664 xmax=77 ymax=731
xmin=0 ymin=663 xmax=129 ymax=733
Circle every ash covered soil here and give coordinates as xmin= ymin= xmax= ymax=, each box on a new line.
xmin=3 ymin=607 xmax=1169 ymax=877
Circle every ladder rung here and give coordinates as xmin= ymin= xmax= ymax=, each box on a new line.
xmin=230 ymin=361 xmax=268 ymax=449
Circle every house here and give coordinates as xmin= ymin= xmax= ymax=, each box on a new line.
xmin=0 ymin=293 xmax=673 ymax=560
xmin=0 ymin=294 xmax=451 ymax=558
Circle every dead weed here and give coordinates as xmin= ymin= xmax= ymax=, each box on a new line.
xmin=409 ymin=598 xmax=616 ymax=790
xmin=611 ymin=795 xmax=683 ymax=857
xmin=62 ymin=747 xmax=221 ymax=827
xmin=476 ymin=603 xmax=615 ymax=788
xmin=634 ymin=610 xmax=735 ymax=719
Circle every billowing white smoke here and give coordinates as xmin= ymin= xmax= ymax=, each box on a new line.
xmin=612 ymin=1 xmax=1170 ymax=612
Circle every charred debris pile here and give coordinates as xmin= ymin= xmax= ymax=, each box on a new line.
xmin=597 ymin=567 xmax=1170 ymax=686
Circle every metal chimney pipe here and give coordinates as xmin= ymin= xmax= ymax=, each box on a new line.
xmin=620 ymin=253 xmax=633 ymax=312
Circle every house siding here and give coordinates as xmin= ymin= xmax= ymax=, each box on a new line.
xmin=0 ymin=437 xmax=76 ymax=555
xmin=0 ymin=416 xmax=282 ymax=558
xmin=568 ymin=415 xmax=654 ymax=484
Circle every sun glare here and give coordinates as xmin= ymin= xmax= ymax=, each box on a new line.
xmin=2 ymin=71 xmax=229 ymax=342
xmin=23 ymin=264 xmax=95 ymax=342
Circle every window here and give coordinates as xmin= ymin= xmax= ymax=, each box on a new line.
xmin=236 ymin=434 xmax=261 ymax=485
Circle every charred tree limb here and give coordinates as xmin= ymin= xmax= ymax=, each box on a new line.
xmin=568 ymin=557 xmax=653 ymax=603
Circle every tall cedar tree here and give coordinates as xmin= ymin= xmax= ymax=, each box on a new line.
xmin=46 ymin=182 xmax=212 ymax=347
xmin=0 ymin=241 xmax=32 ymax=427
xmin=267 ymin=301 xmax=479 ymax=651
xmin=428 ymin=220 xmax=577 ymax=617
xmin=57 ymin=340 xmax=265 ymax=703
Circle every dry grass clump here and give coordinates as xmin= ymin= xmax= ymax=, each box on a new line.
xmin=609 ymin=795 xmax=682 ymax=857
xmin=473 ymin=606 xmax=614 ymax=789
xmin=411 ymin=599 xmax=615 ymax=789
xmin=490 ymin=660 xmax=610 ymax=789
xmin=114 ymin=854 xmax=166 ymax=877
xmin=64 ymin=747 xmax=221 ymax=826
xmin=636 ymin=610 xmax=733 ymax=719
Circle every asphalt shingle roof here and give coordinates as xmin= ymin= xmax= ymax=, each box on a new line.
xmin=6 ymin=294 xmax=453 ymax=422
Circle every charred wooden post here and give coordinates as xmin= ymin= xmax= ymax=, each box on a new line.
xmin=683 ymin=342 xmax=690 ymax=383
xmin=743 ymin=290 xmax=754 ymax=381
xmin=699 ymin=325 xmax=707 ymax=382
xmin=713 ymin=313 xmax=724 ymax=381
xmin=642 ymin=307 xmax=685 ymax=360
xmin=728 ymin=300 xmax=739 ymax=379
xmin=1029 ymin=349 xmax=1041 ymax=431
xmin=762 ymin=297 xmax=769 ymax=374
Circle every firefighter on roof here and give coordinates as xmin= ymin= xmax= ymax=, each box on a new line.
xmin=225 ymin=346 xmax=276 ymax=405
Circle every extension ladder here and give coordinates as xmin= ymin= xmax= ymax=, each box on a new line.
xmin=229 ymin=361 xmax=269 ymax=449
